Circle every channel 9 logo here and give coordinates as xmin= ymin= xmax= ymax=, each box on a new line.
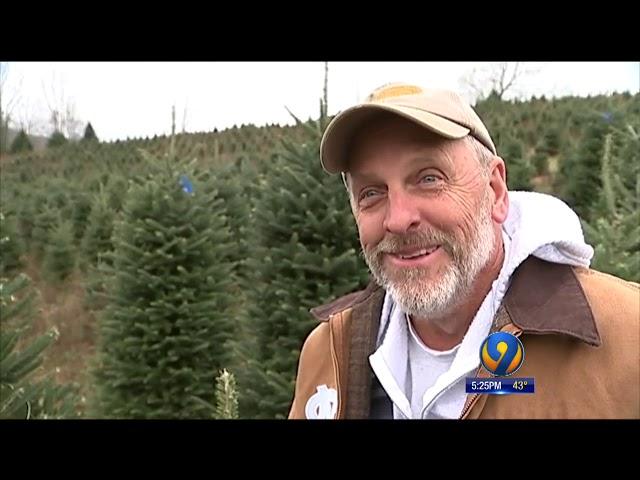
xmin=466 ymin=332 xmax=534 ymax=394
xmin=480 ymin=332 xmax=524 ymax=376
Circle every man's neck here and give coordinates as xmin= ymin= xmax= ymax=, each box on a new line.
xmin=410 ymin=238 xmax=505 ymax=351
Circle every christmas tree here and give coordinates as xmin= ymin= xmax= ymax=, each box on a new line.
xmin=42 ymin=219 xmax=76 ymax=282
xmin=0 ymin=273 xmax=79 ymax=419
xmin=10 ymin=129 xmax=33 ymax=154
xmin=82 ymin=122 xmax=99 ymax=142
xmin=47 ymin=130 xmax=67 ymax=148
xmin=560 ymin=112 xmax=618 ymax=220
xmin=81 ymin=186 xmax=117 ymax=310
xmin=238 ymin=81 xmax=369 ymax=418
xmin=31 ymin=205 xmax=59 ymax=261
xmin=91 ymin=150 xmax=237 ymax=418
xmin=0 ymin=210 xmax=23 ymax=276
xmin=500 ymin=136 xmax=534 ymax=191
xmin=81 ymin=186 xmax=117 ymax=267
xmin=583 ymin=124 xmax=639 ymax=282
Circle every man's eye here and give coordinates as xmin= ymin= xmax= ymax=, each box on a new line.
xmin=420 ymin=175 xmax=439 ymax=184
xmin=358 ymin=189 xmax=382 ymax=206
xmin=360 ymin=190 xmax=378 ymax=200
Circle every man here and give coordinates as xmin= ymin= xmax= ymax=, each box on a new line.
xmin=288 ymin=82 xmax=639 ymax=419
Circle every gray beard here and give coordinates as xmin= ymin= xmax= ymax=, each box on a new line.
xmin=363 ymin=196 xmax=496 ymax=319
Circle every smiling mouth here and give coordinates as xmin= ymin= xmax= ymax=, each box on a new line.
xmin=388 ymin=245 xmax=441 ymax=260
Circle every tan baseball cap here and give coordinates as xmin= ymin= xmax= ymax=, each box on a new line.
xmin=320 ymin=82 xmax=497 ymax=174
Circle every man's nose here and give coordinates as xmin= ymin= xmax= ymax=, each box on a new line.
xmin=383 ymin=188 xmax=421 ymax=235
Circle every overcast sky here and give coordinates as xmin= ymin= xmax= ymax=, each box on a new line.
xmin=2 ymin=62 xmax=638 ymax=142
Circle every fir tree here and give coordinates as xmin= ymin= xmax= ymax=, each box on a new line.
xmin=532 ymin=150 xmax=548 ymax=176
xmin=82 ymin=186 xmax=117 ymax=268
xmin=82 ymin=122 xmax=99 ymax=142
xmin=237 ymin=88 xmax=369 ymax=419
xmin=0 ymin=273 xmax=79 ymax=419
xmin=91 ymin=152 xmax=237 ymax=419
xmin=10 ymin=129 xmax=33 ymax=154
xmin=501 ymin=136 xmax=534 ymax=191
xmin=0 ymin=210 xmax=23 ymax=276
xmin=81 ymin=186 xmax=118 ymax=309
xmin=71 ymin=191 xmax=93 ymax=244
xmin=583 ymin=125 xmax=639 ymax=282
xmin=560 ymin=113 xmax=618 ymax=220
xmin=47 ymin=130 xmax=67 ymax=148
xmin=201 ymin=159 xmax=254 ymax=282
xmin=43 ymin=219 xmax=76 ymax=282
xmin=540 ymin=126 xmax=561 ymax=157
xmin=31 ymin=205 xmax=59 ymax=260
xmin=0 ymin=116 xmax=8 ymax=154
xmin=105 ymin=174 xmax=129 ymax=212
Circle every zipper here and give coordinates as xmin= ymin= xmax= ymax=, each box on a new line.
xmin=419 ymin=367 xmax=480 ymax=419
xmin=458 ymin=366 xmax=484 ymax=419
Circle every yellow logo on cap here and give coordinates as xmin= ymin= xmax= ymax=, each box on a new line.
xmin=367 ymin=83 xmax=423 ymax=102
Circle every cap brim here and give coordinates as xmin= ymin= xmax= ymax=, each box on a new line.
xmin=320 ymin=103 xmax=471 ymax=174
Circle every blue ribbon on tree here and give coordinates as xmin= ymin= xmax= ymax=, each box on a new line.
xmin=601 ymin=111 xmax=614 ymax=123
xmin=179 ymin=174 xmax=194 ymax=195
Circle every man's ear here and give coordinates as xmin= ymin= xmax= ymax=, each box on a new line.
xmin=489 ymin=156 xmax=509 ymax=224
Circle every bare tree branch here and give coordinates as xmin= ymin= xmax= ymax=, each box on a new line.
xmin=182 ymin=100 xmax=188 ymax=133
xmin=460 ymin=62 xmax=542 ymax=102
xmin=170 ymin=104 xmax=176 ymax=157
xmin=494 ymin=62 xmax=521 ymax=98
xmin=459 ymin=66 xmax=486 ymax=101
xmin=1 ymin=62 xmax=25 ymax=153
xmin=15 ymin=100 xmax=35 ymax=134
xmin=41 ymin=71 xmax=84 ymax=139
xmin=496 ymin=62 xmax=508 ymax=96
xmin=1 ymin=63 xmax=23 ymax=122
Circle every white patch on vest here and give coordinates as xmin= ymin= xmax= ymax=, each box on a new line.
xmin=305 ymin=385 xmax=338 ymax=419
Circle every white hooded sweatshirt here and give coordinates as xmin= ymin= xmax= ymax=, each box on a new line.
xmin=368 ymin=191 xmax=595 ymax=419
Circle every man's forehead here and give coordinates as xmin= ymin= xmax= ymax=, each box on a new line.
xmin=353 ymin=113 xmax=444 ymax=141
xmin=348 ymin=115 xmax=455 ymax=158
xmin=346 ymin=123 xmax=458 ymax=176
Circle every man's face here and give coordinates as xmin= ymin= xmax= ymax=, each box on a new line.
xmin=348 ymin=115 xmax=499 ymax=319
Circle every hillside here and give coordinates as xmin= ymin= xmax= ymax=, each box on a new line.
xmin=1 ymin=91 xmax=638 ymax=419
xmin=3 ymin=92 xmax=637 ymax=188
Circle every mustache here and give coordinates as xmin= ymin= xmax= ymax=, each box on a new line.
xmin=362 ymin=229 xmax=458 ymax=262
